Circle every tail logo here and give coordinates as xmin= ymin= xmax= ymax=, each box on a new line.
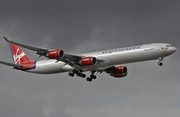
xmin=13 ymin=48 xmax=26 ymax=64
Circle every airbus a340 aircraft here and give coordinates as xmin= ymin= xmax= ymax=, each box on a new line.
xmin=0 ymin=36 xmax=176 ymax=82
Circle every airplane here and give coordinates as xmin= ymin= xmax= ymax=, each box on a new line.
xmin=0 ymin=36 xmax=177 ymax=82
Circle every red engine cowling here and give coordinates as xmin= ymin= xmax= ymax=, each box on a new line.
xmin=79 ymin=57 xmax=97 ymax=66
xmin=47 ymin=49 xmax=64 ymax=59
xmin=111 ymin=66 xmax=128 ymax=78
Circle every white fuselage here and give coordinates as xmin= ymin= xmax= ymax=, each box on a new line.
xmin=25 ymin=43 xmax=176 ymax=74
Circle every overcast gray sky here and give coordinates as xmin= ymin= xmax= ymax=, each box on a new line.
xmin=0 ymin=0 xmax=180 ymax=117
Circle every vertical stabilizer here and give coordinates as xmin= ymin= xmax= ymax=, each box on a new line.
xmin=9 ymin=43 xmax=36 ymax=70
xmin=9 ymin=43 xmax=33 ymax=64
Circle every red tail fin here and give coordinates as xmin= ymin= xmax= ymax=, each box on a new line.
xmin=9 ymin=44 xmax=36 ymax=70
xmin=10 ymin=44 xmax=33 ymax=64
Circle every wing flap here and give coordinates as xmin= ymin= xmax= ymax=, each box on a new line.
xmin=60 ymin=54 xmax=107 ymax=70
xmin=64 ymin=53 xmax=83 ymax=60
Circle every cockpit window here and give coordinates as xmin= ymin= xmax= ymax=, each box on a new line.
xmin=166 ymin=45 xmax=171 ymax=47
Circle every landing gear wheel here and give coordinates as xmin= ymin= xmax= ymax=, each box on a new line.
xmin=68 ymin=72 xmax=74 ymax=77
xmin=76 ymin=73 xmax=81 ymax=77
xmin=86 ymin=77 xmax=92 ymax=82
xmin=90 ymin=74 xmax=96 ymax=79
xmin=158 ymin=62 xmax=163 ymax=66
xmin=81 ymin=74 xmax=86 ymax=78
xmin=73 ymin=70 xmax=78 ymax=74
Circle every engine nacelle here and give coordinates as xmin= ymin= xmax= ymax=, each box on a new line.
xmin=111 ymin=66 xmax=128 ymax=78
xmin=47 ymin=49 xmax=64 ymax=59
xmin=79 ymin=57 xmax=97 ymax=66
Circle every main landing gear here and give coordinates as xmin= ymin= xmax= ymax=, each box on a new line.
xmin=158 ymin=57 xmax=164 ymax=66
xmin=68 ymin=70 xmax=97 ymax=82
xmin=68 ymin=70 xmax=86 ymax=78
xmin=86 ymin=72 xmax=97 ymax=82
xmin=68 ymin=72 xmax=74 ymax=77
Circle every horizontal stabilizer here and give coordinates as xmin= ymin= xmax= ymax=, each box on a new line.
xmin=0 ymin=61 xmax=22 ymax=68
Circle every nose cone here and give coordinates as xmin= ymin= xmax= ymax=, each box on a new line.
xmin=171 ymin=47 xmax=177 ymax=53
xmin=169 ymin=47 xmax=177 ymax=54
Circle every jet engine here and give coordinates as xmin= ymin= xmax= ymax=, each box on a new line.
xmin=47 ymin=49 xmax=64 ymax=59
xmin=105 ymin=66 xmax=128 ymax=78
xmin=79 ymin=57 xmax=97 ymax=66
xmin=111 ymin=66 xmax=128 ymax=78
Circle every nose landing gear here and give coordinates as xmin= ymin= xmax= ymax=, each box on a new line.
xmin=158 ymin=57 xmax=164 ymax=66
xmin=158 ymin=62 xmax=163 ymax=66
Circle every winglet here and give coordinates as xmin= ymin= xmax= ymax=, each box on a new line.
xmin=3 ymin=36 xmax=10 ymax=42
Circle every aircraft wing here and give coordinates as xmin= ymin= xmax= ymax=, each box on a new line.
xmin=3 ymin=36 xmax=83 ymax=58
xmin=0 ymin=61 xmax=22 ymax=68
xmin=3 ymin=36 xmax=49 ymax=56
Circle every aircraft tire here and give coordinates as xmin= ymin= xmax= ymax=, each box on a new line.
xmin=68 ymin=72 xmax=74 ymax=77
xmin=158 ymin=62 xmax=163 ymax=66
xmin=90 ymin=74 xmax=96 ymax=79
xmin=86 ymin=77 xmax=92 ymax=82
xmin=81 ymin=74 xmax=86 ymax=78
